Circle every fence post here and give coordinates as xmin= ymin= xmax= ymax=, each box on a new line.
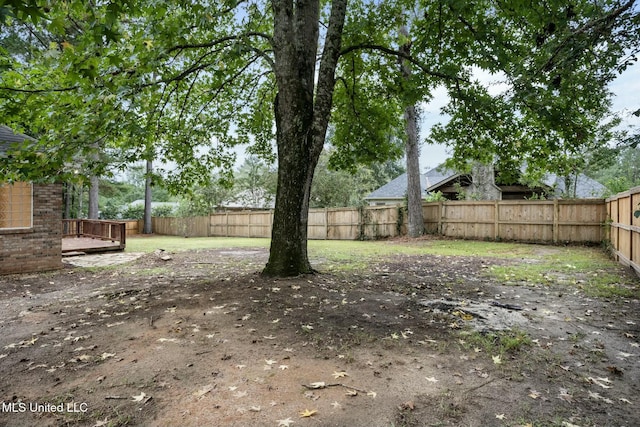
xmin=494 ymin=200 xmax=499 ymax=240
xmin=553 ymin=199 xmax=559 ymax=243
xmin=324 ymin=208 xmax=329 ymax=239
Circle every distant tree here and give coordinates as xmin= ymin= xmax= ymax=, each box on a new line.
xmin=311 ymin=150 xmax=404 ymax=208
xmin=177 ymin=174 xmax=235 ymax=217
xmin=233 ymin=156 xmax=277 ymax=208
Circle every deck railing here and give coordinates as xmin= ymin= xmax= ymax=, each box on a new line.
xmin=62 ymin=219 xmax=126 ymax=249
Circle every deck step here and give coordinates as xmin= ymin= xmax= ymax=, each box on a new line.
xmin=62 ymin=251 xmax=87 ymax=257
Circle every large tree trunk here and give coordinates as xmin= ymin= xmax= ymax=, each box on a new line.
xmin=404 ymin=103 xmax=424 ymax=237
xmin=263 ymin=0 xmax=346 ymax=276
xmin=88 ymin=175 xmax=99 ymax=219
xmin=400 ymin=27 xmax=424 ymax=237
xmin=143 ymin=159 xmax=153 ymax=234
xmin=64 ymin=182 xmax=72 ymax=219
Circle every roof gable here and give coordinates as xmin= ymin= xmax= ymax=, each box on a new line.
xmin=366 ymin=163 xmax=607 ymax=200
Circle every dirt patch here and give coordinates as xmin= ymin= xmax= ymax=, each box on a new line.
xmin=0 ymin=245 xmax=639 ymax=427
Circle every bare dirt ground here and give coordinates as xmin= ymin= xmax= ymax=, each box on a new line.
xmin=1 ymin=240 xmax=639 ymax=427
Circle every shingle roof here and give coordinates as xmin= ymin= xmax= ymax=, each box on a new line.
xmin=366 ymin=163 xmax=607 ymax=200
xmin=542 ymin=173 xmax=607 ymax=198
xmin=365 ymin=172 xmax=428 ymax=200
xmin=0 ymin=125 xmax=35 ymax=155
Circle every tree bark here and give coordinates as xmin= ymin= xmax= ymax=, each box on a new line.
xmin=404 ymin=103 xmax=424 ymax=237
xmin=64 ymin=182 xmax=72 ymax=219
xmin=263 ymin=0 xmax=347 ymax=276
xmin=143 ymin=159 xmax=153 ymax=234
xmin=400 ymin=27 xmax=424 ymax=238
xmin=88 ymin=175 xmax=99 ymax=219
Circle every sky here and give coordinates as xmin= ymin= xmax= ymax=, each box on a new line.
xmin=417 ymin=59 xmax=640 ymax=173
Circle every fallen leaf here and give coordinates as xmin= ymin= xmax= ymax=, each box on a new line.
xmin=495 ymin=413 xmax=506 ymax=420
xmin=101 ymin=352 xmax=116 ymax=360
xmin=332 ymin=371 xmax=348 ymax=379
xmin=277 ymin=417 xmax=295 ymax=427
xmin=308 ymin=382 xmax=326 ymax=389
xmin=399 ymin=400 xmax=414 ymax=410
xmin=345 ymin=389 xmax=358 ymax=396
xmin=131 ymin=392 xmax=147 ymax=402
xmin=299 ymin=409 xmax=317 ymax=418
xmin=193 ymin=384 xmax=215 ymax=399
xmin=93 ymin=418 xmax=109 ymax=427
xmin=265 ymin=359 xmax=277 ymax=365
xmin=588 ymin=377 xmax=612 ymax=389
xmin=367 ymin=391 xmax=377 ymax=398
xmin=492 ymin=355 xmax=502 ymax=365
xmin=249 ymin=406 xmax=261 ymax=412
xmin=528 ymin=390 xmax=541 ymax=399
xmin=557 ymin=388 xmax=573 ymax=403
xmin=279 ymin=365 xmax=289 ymax=370
xmin=425 ymin=376 xmax=438 ymax=383
xmin=331 ymin=401 xmax=341 ymax=408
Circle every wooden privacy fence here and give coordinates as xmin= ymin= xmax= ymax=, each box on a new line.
xmin=148 ymin=200 xmax=607 ymax=244
xmin=607 ymin=186 xmax=640 ymax=275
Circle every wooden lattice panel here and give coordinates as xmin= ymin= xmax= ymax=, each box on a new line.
xmin=0 ymin=182 xmax=32 ymax=228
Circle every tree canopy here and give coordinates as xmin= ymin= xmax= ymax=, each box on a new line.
xmin=1 ymin=0 xmax=639 ymax=275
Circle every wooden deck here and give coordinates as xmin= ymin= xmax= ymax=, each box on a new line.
xmin=62 ymin=236 xmax=124 ymax=254
xmin=62 ymin=219 xmax=126 ymax=254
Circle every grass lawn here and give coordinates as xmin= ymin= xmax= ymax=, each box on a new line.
xmin=125 ymin=235 xmax=637 ymax=298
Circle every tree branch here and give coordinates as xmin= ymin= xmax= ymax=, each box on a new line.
xmin=538 ymin=0 xmax=635 ymax=74
xmin=340 ymin=43 xmax=466 ymax=83
xmin=0 ymin=85 xmax=79 ymax=93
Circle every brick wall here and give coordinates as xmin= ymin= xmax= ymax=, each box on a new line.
xmin=0 ymin=183 xmax=62 ymax=274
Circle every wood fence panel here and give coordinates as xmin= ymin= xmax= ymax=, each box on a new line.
xmin=327 ymin=208 xmax=360 ymax=240
xmin=150 ymin=200 xmax=609 ymax=247
xmin=124 ymin=220 xmax=140 ymax=236
xmin=210 ymin=213 xmax=229 ymax=237
xmin=497 ymin=201 xmax=554 ymax=242
xmin=361 ymin=206 xmax=400 ymax=239
xmin=422 ymin=203 xmax=440 ymax=233
xmin=308 ymin=209 xmax=329 ymax=239
xmin=248 ymin=211 xmax=272 ymax=238
xmin=633 ymin=191 xmax=640 ymax=271
xmin=557 ymin=200 xmax=606 ymax=242
xmin=441 ymin=202 xmax=496 ymax=239
xmin=152 ymin=217 xmax=174 ymax=236
xmin=606 ymin=186 xmax=640 ymax=276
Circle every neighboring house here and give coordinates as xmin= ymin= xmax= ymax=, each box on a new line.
xmin=365 ymin=163 xmax=607 ymax=205
xmin=126 ymin=199 xmax=180 ymax=215
xmin=0 ymin=126 xmax=62 ymax=274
